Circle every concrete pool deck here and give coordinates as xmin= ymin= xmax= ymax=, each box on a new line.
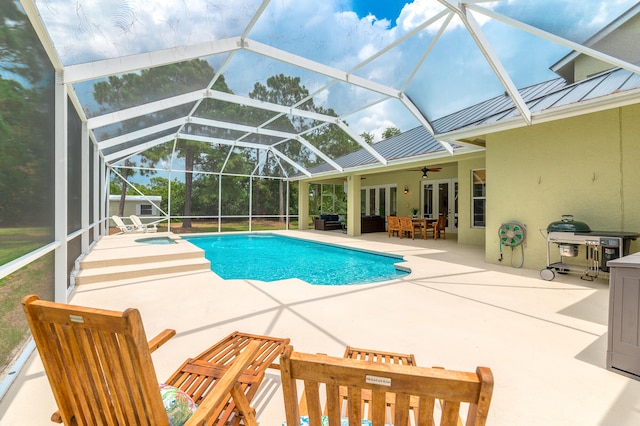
xmin=1 ymin=230 xmax=639 ymax=425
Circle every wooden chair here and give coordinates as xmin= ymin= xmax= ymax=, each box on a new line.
xmin=22 ymin=295 xmax=289 ymax=426
xmin=281 ymin=345 xmax=493 ymax=426
xmin=434 ymin=215 xmax=447 ymax=240
xmin=399 ymin=216 xmax=418 ymax=239
xmin=344 ymin=346 xmax=416 ymax=366
xmin=426 ymin=215 xmax=448 ymax=240
xmin=387 ymin=216 xmax=401 ymax=238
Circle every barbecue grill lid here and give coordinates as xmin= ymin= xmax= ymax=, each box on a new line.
xmin=547 ymin=215 xmax=591 ymax=232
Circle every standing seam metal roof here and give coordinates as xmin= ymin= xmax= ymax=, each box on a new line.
xmin=306 ymin=67 xmax=640 ymax=176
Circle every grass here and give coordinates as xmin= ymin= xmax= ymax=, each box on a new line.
xmin=0 ymin=227 xmax=52 ymax=265
xmin=112 ymin=219 xmax=307 ymax=234
xmin=0 ymin=253 xmax=54 ymax=378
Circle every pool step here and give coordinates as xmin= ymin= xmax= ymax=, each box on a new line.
xmin=74 ymin=257 xmax=211 ymax=285
xmin=74 ymin=233 xmax=211 ymax=285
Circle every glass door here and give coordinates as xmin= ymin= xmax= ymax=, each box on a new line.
xmin=362 ymin=185 xmax=397 ymax=218
xmin=421 ymin=179 xmax=458 ymax=233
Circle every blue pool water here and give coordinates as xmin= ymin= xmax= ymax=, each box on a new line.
xmin=135 ymin=236 xmax=176 ymax=244
xmin=182 ymin=234 xmax=408 ymax=285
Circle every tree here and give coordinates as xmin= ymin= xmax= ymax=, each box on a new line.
xmin=0 ymin=1 xmax=54 ymax=227
xmin=93 ymin=59 xmax=219 ymax=226
xmin=382 ymin=127 xmax=401 ymax=139
xmin=248 ymin=75 xmax=360 ymax=221
xmin=360 ymin=131 xmax=374 ymax=145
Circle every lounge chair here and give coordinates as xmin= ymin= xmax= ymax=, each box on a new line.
xmin=280 ymin=345 xmax=493 ymax=426
xmin=111 ymin=215 xmax=138 ymax=233
xmin=387 ymin=216 xmax=400 ymax=237
xmin=130 ymin=214 xmax=158 ymax=233
xmin=22 ymin=295 xmax=289 ymax=426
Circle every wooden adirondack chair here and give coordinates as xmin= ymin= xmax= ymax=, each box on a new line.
xmin=280 ymin=345 xmax=494 ymax=426
xmin=22 ymin=295 xmax=288 ymax=426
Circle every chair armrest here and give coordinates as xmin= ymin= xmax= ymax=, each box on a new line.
xmin=148 ymin=329 xmax=176 ymax=353
xmin=185 ymin=340 xmax=261 ymax=426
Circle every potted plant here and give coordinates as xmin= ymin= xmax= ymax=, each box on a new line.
xmin=411 ymin=208 xmax=419 ymax=218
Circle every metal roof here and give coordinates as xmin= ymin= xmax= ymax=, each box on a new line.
xmin=306 ymin=126 xmax=447 ymax=174
xmin=305 ymin=66 xmax=640 ymax=176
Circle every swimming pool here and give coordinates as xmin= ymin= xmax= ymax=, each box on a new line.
xmin=182 ymin=234 xmax=408 ymax=285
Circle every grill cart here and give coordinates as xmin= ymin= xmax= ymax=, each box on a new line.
xmin=540 ymin=215 xmax=639 ymax=281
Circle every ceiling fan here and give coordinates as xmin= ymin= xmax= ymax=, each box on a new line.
xmin=409 ymin=166 xmax=442 ymax=178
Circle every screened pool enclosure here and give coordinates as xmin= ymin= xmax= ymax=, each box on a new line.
xmin=2 ymin=0 xmax=640 ymax=391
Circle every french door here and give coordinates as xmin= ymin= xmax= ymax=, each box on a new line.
xmin=361 ymin=185 xmax=397 ymax=217
xmin=421 ymin=179 xmax=458 ymax=233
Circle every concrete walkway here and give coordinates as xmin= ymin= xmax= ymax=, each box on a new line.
xmin=1 ymin=230 xmax=639 ymax=425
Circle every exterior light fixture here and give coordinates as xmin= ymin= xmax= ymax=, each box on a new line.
xmin=404 ymin=186 xmax=409 ymax=194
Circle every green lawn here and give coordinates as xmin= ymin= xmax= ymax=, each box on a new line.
xmin=155 ymin=219 xmax=303 ymax=234
xmin=0 ymin=227 xmax=52 ymax=265
xmin=0 ymin=253 xmax=54 ymax=377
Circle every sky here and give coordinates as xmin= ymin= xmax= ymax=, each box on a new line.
xmin=350 ymin=0 xmax=408 ymax=26
xmin=32 ymin=0 xmax=638 ymax=141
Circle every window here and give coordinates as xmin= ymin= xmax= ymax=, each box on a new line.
xmin=139 ymin=204 xmax=153 ymax=215
xmin=472 ymin=169 xmax=486 ymax=227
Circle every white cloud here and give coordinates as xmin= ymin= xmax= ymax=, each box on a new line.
xmin=36 ymin=0 xmax=633 ymax=139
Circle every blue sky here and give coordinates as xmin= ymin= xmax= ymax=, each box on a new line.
xmin=34 ymin=0 xmax=638 ymax=141
xmin=350 ymin=0 xmax=408 ymax=25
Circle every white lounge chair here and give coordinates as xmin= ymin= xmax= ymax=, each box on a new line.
xmin=111 ymin=215 xmax=140 ymax=233
xmin=130 ymin=214 xmax=158 ymax=233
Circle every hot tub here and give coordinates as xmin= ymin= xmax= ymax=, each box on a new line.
xmin=135 ymin=236 xmax=177 ymax=245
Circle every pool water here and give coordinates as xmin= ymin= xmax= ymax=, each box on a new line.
xmin=182 ymin=234 xmax=408 ymax=285
xmin=135 ymin=236 xmax=176 ymax=244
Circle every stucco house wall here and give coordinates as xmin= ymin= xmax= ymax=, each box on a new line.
xmin=485 ymin=103 xmax=640 ymax=269
xmin=108 ymin=195 xmax=161 ymax=226
xmin=457 ymin=156 xmax=486 ymax=246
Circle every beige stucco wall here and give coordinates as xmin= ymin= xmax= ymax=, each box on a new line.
xmin=457 ymin=156 xmax=486 ymax=246
xmin=359 ymin=166 xmax=459 ymax=218
xmin=486 ymin=104 xmax=640 ymax=269
xmin=300 ymin=152 xmax=488 ymax=245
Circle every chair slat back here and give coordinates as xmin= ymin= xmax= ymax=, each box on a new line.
xmin=399 ymin=217 xmax=416 ymax=239
xmin=281 ymin=346 xmax=493 ymax=426
xmin=387 ymin=216 xmax=401 ymax=237
xmin=22 ymin=295 xmax=169 ymax=426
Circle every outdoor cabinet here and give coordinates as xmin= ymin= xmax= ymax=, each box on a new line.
xmin=607 ymin=253 xmax=640 ymax=380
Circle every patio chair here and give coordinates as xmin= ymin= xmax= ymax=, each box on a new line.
xmin=343 ymin=345 xmax=416 ymax=366
xmin=130 ymin=214 xmax=158 ymax=233
xmin=399 ymin=216 xmax=418 ymax=239
xmin=111 ymin=215 xmax=139 ymax=233
xmin=280 ymin=345 xmax=493 ymax=426
xmin=387 ymin=216 xmax=401 ymax=237
xmin=22 ymin=295 xmax=289 ymax=426
xmin=432 ymin=215 xmax=447 ymax=240
xmin=424 ymin=215 xmax=447 ymax=240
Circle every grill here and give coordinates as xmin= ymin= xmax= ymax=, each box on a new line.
xmin=540 ymin=215 xmax=639 ymax=281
